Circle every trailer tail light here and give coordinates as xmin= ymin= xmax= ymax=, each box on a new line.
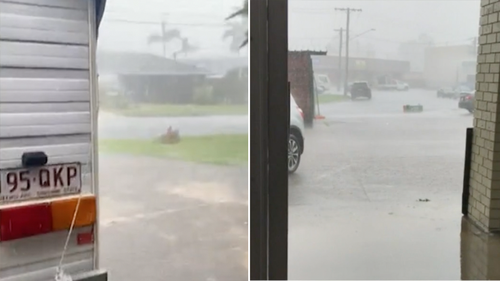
xmin=0 ymin=203 xmax=53 ymax=242
xmin=0 ymin=195 xmax=96 ymax=242
xmin=51 ymin=195 xmax=96 ymax=231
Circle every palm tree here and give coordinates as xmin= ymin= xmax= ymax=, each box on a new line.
xmin=222 ymin=20 xmax=247 ymax=53
xmin=173 ymin=37 xmax=199 ymax=59
xmin=225 ymin=0 xmax=248 ymax=48
xmin=147 ymin=22 xmax=181 ymax=57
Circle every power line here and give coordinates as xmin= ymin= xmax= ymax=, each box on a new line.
xmin=334 ymin=28 xmax=344 ymax=92
xmin=289 ymin=8 xmax=466 ymax=40
xmin=102 ymin=18 xmax=227 ymax=27
xmin=335 ymin=7 xmax=362 ymax=95
xmin=290 ymin=35 xmax=475 ymax=46
xmin=104 ymin=10 xmax=229 ymax=19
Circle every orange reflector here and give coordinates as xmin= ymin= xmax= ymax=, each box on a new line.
xmin=51 ymin=195 xmax=96 ymax=231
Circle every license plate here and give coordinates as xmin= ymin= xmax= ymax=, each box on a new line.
xmin=0 ymin=163 xmax=81 ymax=204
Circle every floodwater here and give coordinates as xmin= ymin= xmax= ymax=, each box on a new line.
xmin=98 ymin=155 xmax=248 ymax=281
xmin=99 ymin=112 xmax=248 ymax=139
xmin=289 ymin=89 xmax=500 ymax=280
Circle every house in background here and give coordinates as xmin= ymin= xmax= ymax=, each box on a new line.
xmin=97 ymin=51 xmax=209 ymax=104
xmin=178 ymin=56 xmax=248 ymax=77
xmin=180 ymin=56 xmax=248 ymax=104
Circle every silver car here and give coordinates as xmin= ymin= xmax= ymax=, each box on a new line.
xmin=289 ymin=95 xmax=305 ymax=174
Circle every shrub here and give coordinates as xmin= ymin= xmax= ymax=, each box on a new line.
xmin=192 ymin=85 xmax=215 ymax=105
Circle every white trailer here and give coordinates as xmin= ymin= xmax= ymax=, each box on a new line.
xmin=0 ymin=0 xmax=107 ymax=280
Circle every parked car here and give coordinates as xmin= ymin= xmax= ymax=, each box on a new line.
xmin=437 ymin=87 xmax=456 ymax=98
xmin=289 ymin=95 xmax=305 ymax=174
xmin=459 ymin=90 xmax=475 ymax=113
xmin=314 ymin=74 xmax=333 ymax=95
xmin=396 ymin=80 xmax=409 ymax=91
xmin=454 ymin=85 xmax=472 ymax=99
xmin=349 ymin=81 xmax=372 ymax=100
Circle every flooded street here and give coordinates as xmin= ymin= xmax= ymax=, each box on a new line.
xmin=98 ymin=155 xmax=248 ymax=281
xmin=98 ymin=114 xmax=248 ymax=139
xmin=289 ymin=89 xmax=486 ymax=279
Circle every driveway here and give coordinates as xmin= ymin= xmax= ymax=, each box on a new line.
xmin=289 ymin=89 xmax=473 ymax=279
xmin=98 ymin=154 xmax=248 ymax=281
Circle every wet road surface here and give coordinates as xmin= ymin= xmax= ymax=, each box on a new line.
xmin=98 ymin=113 xmax=248 ymax=139
xmin=97 ymin=155 xmax=248 ymax=281
xmin=289 ymin=89 xmax=482 ymax=279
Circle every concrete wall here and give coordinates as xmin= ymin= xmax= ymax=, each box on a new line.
xmin=460 ymin=218 xmax=500 ymax=279
xmin=469 ymin=0 xmax=500 ymax=232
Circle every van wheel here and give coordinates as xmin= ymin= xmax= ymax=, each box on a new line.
xmin=288 ymin=134 xmax=302 ymax=174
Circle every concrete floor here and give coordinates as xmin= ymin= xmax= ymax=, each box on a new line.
xmin=97 ymin=155 xmax=248 ymax=281
xmin=288 ymin=89 xmax=492 ymax=280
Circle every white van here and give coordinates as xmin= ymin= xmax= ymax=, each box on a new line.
xmin=314 ymin=74 xmax=333 ymax=95
xmin=0 ymin=0 xmax=107 ymax=280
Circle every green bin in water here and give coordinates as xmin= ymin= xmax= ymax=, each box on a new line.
xmin=403 ymin=104 xmax=423 ymax=113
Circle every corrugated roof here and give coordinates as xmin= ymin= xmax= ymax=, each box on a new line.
xmin=97 ymin=51 xmax=209 ymax=76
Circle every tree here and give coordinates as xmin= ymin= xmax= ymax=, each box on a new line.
xmin=147 ymin=22 xmax=181 ymax=57
xmin=222 ymin=20 xmax=247 ymax=53
xmin=173 ymin=37 xmax=199 ymax=59
xmin=225 ymin=0 xmax=248 ymax=48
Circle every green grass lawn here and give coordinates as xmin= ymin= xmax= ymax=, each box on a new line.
xmin=103 ymin=103 xmax=248 ymax=117
xmin=317 ymin=94 xmax=349 ymax=104
xmin=99 ymin=134 xmax=248 ymax=165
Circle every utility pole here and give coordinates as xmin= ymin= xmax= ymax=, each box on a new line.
xmin=334 ymin=28 xmax=344 ymax=92
xmin=335 ymin=8 xmax=362 ymax=95
xmin=159 ymin=13 xmax=169 ymax=58
xmin=160 ymin=20 xmax=167 ymax=57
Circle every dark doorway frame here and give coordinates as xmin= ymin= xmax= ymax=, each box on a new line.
xmin=249 ymin=0 xmax=289 ymax=280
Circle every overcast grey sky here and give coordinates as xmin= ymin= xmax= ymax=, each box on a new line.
xmin=289 ymin=0 xmax=481 ymax=58
xmin=97 ymin=0 xmax=481 ymax=60
xmin=98 ymin=0 xmax=247 ymax=58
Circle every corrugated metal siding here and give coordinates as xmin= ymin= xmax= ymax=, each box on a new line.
xmin=0 ymin=0 xmax=97 ymax=279
xmin=0 ymin=0 xmax=92 ymax=172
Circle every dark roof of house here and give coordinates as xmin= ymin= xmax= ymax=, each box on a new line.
xmin=97 ymin=51 xmax=209 ymax=76
xmin=178 ymin=57 xmax=247 ymax=75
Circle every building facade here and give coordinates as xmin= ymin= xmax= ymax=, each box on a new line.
xmin=311 ymin=55 xmax=410 ymax=89
xmin=423 ymin=44 xmax=477 ymax=89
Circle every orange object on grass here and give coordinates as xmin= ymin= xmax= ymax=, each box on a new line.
xmin=51 ymin=195 xmax=96 ymax=231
